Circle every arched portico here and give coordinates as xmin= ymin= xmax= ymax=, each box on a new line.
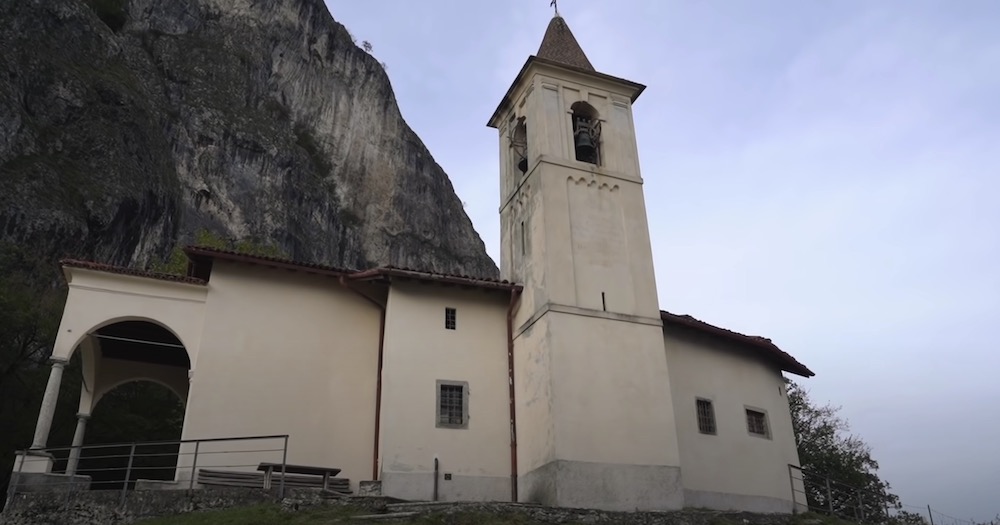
xmin=74 ymin=379 xmax=187 ymax=489
xmin=27 ymin=317 xmax=192 ymax=477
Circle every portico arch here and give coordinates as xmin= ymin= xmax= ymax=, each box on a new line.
xmin=41 ymin=317 xmax=193 ymax=478
xmin=86 ymin=319 xmax=191 ymax=406
xmin=77 ymin=379 xmax=186 ymax=490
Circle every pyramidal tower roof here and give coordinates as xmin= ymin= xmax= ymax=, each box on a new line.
xmin=536 ymin=15 xmax=595 ymax=71
xmin=489 ymin=11 xmax=646 ymax=128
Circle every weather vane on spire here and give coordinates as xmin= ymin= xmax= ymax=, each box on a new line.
xmin=550 ymin=0 xmax=559 ymax=16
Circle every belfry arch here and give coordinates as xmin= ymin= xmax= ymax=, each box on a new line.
xmin=570 ymin=101 xmax=601 ymax=165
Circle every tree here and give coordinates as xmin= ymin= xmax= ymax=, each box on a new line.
xmin=787 ymin=380 xmax=900 ymax=521
xmin=0 ymin=243 xmax=69 ymax=504
xmin=149 ymin=229 xmax=285 ymax=275
xmin=894 ymin=510 xmax=931 ymax=525
xmin=362 ymin=40 xmax=373 ymax=53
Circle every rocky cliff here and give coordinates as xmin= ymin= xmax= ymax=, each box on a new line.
xmin=0 ymin=0 xmax=498 ymax=277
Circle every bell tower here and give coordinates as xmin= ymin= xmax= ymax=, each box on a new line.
xmin=488 ymin=13 xmax=684 ymax=511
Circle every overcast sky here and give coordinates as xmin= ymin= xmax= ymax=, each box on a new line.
xmin=325 ymin=1 xmax=999 ymax=520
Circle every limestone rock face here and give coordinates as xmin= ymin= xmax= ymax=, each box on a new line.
xmin=0 ymin=0 xmax=498 ymax=277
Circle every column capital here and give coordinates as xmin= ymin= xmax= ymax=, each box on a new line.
xmin=50 ymin=356 xmax=69 ymax=367
xmin=75 ymin=413 xmax=91 ymax=421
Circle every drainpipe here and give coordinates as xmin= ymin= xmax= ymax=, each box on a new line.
xmin=506 ymin=288 xmax=523 ymax=502
xmin=338 ymin=276 xmax=386 ymax=481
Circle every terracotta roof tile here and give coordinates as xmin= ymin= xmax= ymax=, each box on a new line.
xmin=60 ymin=259 xmax=207 ymax=285
xmin=660 ymin=311 xmax=814 ymax=377
xmin=182 ymin=247 xmax=519 ymax=292
xmin=59 ymin=253 xmax=809 ymax=376
xmin=537 ymin=15 xmax=595 ymax=71
xmin=183 ymin=245 xmax=357 ymax=276
xmin=350 ymin=265 xmax=520 ymax=292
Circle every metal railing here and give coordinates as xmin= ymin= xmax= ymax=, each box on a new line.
xmin=789 ymin=464 xmax=887 ymax=522
xmin=789 ymin=464 xmax=993 ymax=525
xmin=4 ymin=434 xmax=288 ymax=512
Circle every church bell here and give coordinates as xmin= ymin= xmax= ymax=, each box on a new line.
xmin=574 ymin=129 xmax=596 ymax=162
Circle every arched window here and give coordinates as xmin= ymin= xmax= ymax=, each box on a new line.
xmin=509 ymin=116 xmax=528 ymax=175
xmin=571 ymin=101 xmax=601 ymax=165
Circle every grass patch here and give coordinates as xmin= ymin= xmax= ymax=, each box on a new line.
xmin=133 ymin=505 xmax=579 ymax=525
xmin=790 ymin=512 xmax=859 ymax=525
xmin=129 ymin=505 xmax=852 ymax=525
xmin=134 ymin=503 xmax=361 ymax=524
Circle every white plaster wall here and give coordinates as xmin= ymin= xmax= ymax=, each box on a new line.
xmin=178 ymin=262 xmax=381 ymax=491
xmin=663 ymin=328 xmax=803 ymax=512
xmin=511 ymin=313 xmax=554 ymax=476
xmin=538 ymin=154 xmax=659 ymax=318
xmin=379 ymin=282 xmax=512 ymax=502
xmin=548 ymin=312 xmax=680 ymax=467
xmin=53 ymin=269 xmax=208 ymax=363
xmin=515 ymin=311 xmax=684 ymax=510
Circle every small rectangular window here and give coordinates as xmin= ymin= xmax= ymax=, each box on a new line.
xmin=520 ymin=221 xmax=526 ymax=254
xmin=436 ymin=380 xmax=468 ymax=429
xmin=746 ymin=408 xmax=770 ymax=438
xmin=696 ymin=399 xmax=716 ymax=435
xmin=445 ymin=307 xmax=456 ymax=330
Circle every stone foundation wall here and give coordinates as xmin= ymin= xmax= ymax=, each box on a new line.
xmin=382 ymin=501 xmax=802 ymax=525
xmin=2 ymin=488 xmax=805 ymax=525
xmin=0 ymin=487 xmax=279 ymax=525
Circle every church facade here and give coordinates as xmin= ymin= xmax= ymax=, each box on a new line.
xmin=14 ymin=14 xmax=813 ymax=513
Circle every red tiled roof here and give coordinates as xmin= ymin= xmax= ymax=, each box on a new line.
xmin=660 ymin=311 xmax=814 ymax=377
xmin=60 ymin=252 xmax=810 ymax=376
xmin=183 ymin=245 xmax=356 ymax=278
xmin=350 ymin=265 xmax=520 ymax=292
xmin=537 ymin=15 xmax=595 ymax=71
xmin=60 ymin=259 xmax=207 ymax=286
xmin=182 ymin=247 xmax=518 ymax=292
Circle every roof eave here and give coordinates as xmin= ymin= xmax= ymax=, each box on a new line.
xmin=59 ymin=259 xmax=208 ymax=286
xmin=488 ymin=56 xmax=646 ymax=129
xmin=351 ymin=267 xmax=523 ymax=293
xmin=488 ymin=57 xmax=534 ymax=129
xmin=660 ymin=311 xmax=814 ymax=378
xmin=182 ymin=246 xmax=353 ymax=280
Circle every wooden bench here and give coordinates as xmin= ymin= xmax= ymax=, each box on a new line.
xmin=257 ymin=463 xmax=342 ymax=491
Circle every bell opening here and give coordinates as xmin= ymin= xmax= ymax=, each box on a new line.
xmin=571 ymin=102 xmax=601 ymax=166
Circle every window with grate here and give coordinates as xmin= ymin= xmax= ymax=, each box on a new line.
xmin=746 ymin=408 xmax=769 ymax=438
xmin=445 ymin=307 xmax=456 ymax=330
xmin=436 ymin=381 xmax=468 ymax=429
xmin=696 ymin=399 xmax=716 ymax=435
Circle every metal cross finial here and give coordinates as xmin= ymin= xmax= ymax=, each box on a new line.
xmin=550 ymin=0 xmax=559 ymax=16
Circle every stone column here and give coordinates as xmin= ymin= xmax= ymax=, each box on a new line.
xmin=30 ymin=357 xmax=69 ymax=450
xmin=65 ymin=413 xmax=90 ymax=476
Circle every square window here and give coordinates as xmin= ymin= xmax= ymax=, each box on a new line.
xmin=696 ymin=399 xmax=716 ymax=435
xmin=445 ymin=307 xmax=456 ymax=330
xmin=746 ymin=408 xmax=770 ymax=438
xmin=436 ymin=381 xmax=468 ymax=429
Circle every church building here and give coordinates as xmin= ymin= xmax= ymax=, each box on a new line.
xmin=13 ymin=13 xmax=813 ymax=513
